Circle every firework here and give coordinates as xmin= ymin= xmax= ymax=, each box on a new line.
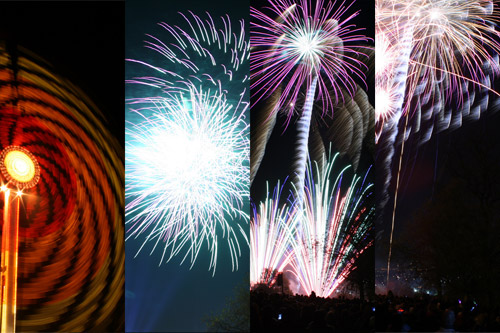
xmin=251 ymin=0 xmax=369 ymax=207
xmin=376 ymin=0 xmax=500 ymax=288
xmin=126 ymin=11 xmax=249 ymax=95
xmin=376 ymin=0 xmax=500 ymax=132
xmin=251 ymin=0 xmax=368 ymax=118
xmin=287 ymin=153 xmax=374 ymax=297
xmin=126 ymin=84 xmax=249 ymax=273
xmin=409 ymin=1 xmax=500 ymax=104
xmin=250 ymin=181 xmax=298 ymax=287
xmin=126 ymin=12 xmax=250 ymax=274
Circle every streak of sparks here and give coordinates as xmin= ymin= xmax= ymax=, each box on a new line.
xmin=126 ymin=12 xmax=250 ymax=274
xmin=251 ymin=0 xmax=369 ymax=122
xmin=287 ymin=153 xmax=374 ymax=297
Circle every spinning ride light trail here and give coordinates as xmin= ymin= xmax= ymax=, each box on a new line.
xmin=0 ymin=43 xmax=124 ymax=332
xmin=0 ymin=146 xmax=40 ymax=333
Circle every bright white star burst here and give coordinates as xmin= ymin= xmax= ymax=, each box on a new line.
xmin=126 ymin=84 xmax=249 ymax=273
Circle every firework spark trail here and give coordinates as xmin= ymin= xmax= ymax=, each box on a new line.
xmin=127 ymin=12 xmax=249 ymax=90
xmin=251 ymin=0 xmax=368 ymax=119
xmin=250 ymin=181 xmax=298 ymax=287
xmin=287 ymin=153 xmax=374 ymax=298
xmin=376 ymin=0 xmax=500 ymax=287
xmin=126 ymin=12 xmax=250 ymax=274
xmin=251 ymin=0 xmax=369 ymax=209
xmin=376 ymin=0 xmax=500 ymax=139
xmin=292 ymin=75 xmax=318 ymax=207
xmin=376 ymin=22 xmax=413 ymax=214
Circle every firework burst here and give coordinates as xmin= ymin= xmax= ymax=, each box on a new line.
xmin=126 ymin=12 xmax=249 ymax=274
xmin=251 ymin=0 xmax=369 ymax=119
xmin=408 ymin=0 xmax=500 ymax=104
xmin=288 ymin=153 xmax=374 ymax=297
xmin=376 ymin=0 xmax=500 ymax=287
xmin=127 ymin=11 xmax=249 ymax=92
xmin=250 ymin=181 xmax=298 ymax=287
xmin=251 ymin=0 xmax=370 ymax=209
xmin=376 ymin=0 xmax=500 ymax=128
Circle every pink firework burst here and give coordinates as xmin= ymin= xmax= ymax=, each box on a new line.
xmin=251 ymin=0 xmax=369 ymax=121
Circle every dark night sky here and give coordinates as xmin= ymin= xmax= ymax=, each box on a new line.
xmin=0 ymin=1 xmax=125 ymax=145
xmin=125 ymin=0 xmax=249 ymax=332
xmin=374 ymin=72 xmax=500 ymax=301
xmin=375 ymin=107 xmax=500 ymax=270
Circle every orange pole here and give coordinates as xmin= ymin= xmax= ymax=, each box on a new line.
xmin=1 ymin=189 xmax=20 ymax=333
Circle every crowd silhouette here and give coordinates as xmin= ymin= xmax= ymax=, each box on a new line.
xmin=251 ymin=289 xmax=500 ymax=332
xmin=251 ymin=290 xmax=374 ymax=332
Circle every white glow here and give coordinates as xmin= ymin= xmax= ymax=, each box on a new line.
xmin=291 ymin=31 xmax=322 ymax=66
xmin=429 ymin=8 xmax=442 ymax=20
xmin=376 ymin=86 xmax=396 ymax=121
xmin=126 ymin=85 xmax=249 ymax=272
xmin=4 ymin=150 xmax=36 ymax=182
xmin=375 ymin=33 xmax=392 ymax=77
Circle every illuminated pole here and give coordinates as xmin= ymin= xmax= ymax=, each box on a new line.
xmin=0 ymin=146 xmax=40 ymax=333
xmin=1 ymin=189 xmax=19 ymax=333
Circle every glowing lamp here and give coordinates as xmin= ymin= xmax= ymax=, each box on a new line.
xmin=0 ymin=146 xmax=40 ymax=189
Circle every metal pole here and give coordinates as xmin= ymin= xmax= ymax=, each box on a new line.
xmin=1 ymin=189 xmax=20 ymax=333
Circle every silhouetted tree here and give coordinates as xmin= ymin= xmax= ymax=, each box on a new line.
xmin=399 ymin=116 xmax=500 ymax=306
xmin=205 ymin=280 xmax=250 ymax=332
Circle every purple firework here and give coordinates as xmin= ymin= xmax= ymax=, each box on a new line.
xmin=251 ymin=0 xmax=369 ymax=120
xmin=251 ymin=0 xmax=370 ymax=207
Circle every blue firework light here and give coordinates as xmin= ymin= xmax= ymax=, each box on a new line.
xmin=126 ymin=12 xmax=250 ymax=274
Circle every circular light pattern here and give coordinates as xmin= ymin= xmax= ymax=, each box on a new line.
xmin=0 ymin=42 xmax=123 ymax=331
xmin=0 ymin=146 xmax=40 ymax=189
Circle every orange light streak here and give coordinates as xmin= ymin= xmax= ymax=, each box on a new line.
xmin=0 ymin=190 xmax=20 ymax=333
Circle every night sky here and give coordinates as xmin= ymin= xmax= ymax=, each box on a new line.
xmin=0 ymin=1 xmax=125 ymax=145
xmin=375 ymin=108 xmax=500 ymax=265
xmin=375 ymin=69 xmax=500 ymax=295
xmin=125 ymin=0 xmax=249 ymax=332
